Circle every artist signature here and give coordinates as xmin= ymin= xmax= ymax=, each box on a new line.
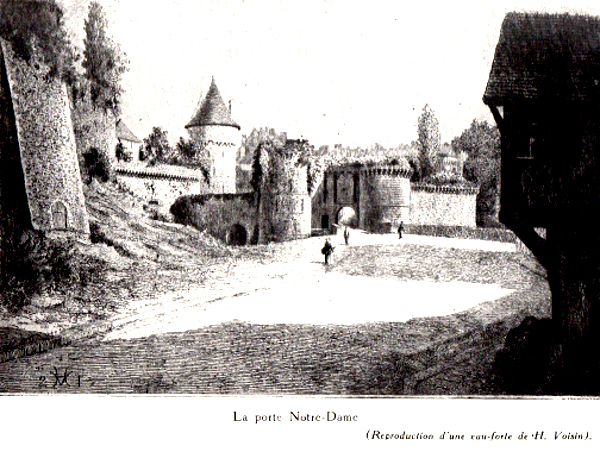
xmin=31 ymin=364 xmax=83 ymax=390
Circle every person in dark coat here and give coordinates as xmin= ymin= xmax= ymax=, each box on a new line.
xmin=398 ymin=221 xmax=404 ymax=239
xmin=343 ymin=226 xmax=350 ymax=245
xmin=321 ymin=238 xmax=334 ymax=264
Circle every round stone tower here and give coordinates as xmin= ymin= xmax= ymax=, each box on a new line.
xmin=0 ymin=37 xmax=89 ymax=240
xmin=258 ymin=139 xmax=311 ymax=243
xmin=185 ymin=77 xmax=240 ymax=194
xmin=359 ymin=165 xmax=412 ymax=233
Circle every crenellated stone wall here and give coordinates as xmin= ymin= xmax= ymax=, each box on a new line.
xmin=360 ymin=166 xmax=412 ymax=232
xmin=115 ymin=165 xmax=208 ymax=215
xmin=409 ymin=184 xmax=479 ymax=227
xmin=0 ymin=40 xmax=89 ymax=237
xmin=312 ymin=164 xmax=478 ymax=232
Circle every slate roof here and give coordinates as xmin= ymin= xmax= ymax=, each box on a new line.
xmin=116 ymin=119 xmax=141 ymax=143
xmin=186 ymin=77 xmax=240 ymax=129
xmin=484 ymin=12 xmax=600 ymax=105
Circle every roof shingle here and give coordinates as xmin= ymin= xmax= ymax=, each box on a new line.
xmin=116 ymin=119 xmax=141 ymax=143
xmin=186 ymin=77 xmax=240 ymax=129
xmin=484 ymin=12 xmax=600 ymax=105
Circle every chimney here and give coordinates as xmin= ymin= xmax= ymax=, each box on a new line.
xmin=229 ymin=99 xmax=232 ymax=114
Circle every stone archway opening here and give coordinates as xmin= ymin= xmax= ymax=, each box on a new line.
xmin=50 ymin=200 xmax=69 ymax=230
xmin=229 ymin=223 xmax=248 ymax=246
xmin=337 ymin=206 xmax=357 ymax=228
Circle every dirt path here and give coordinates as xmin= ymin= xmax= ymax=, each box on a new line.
xmin=101 ymin=233 xmax=517 ymax=341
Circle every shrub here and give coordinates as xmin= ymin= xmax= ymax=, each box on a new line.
xmin=0 ymin=230 xmax=78 ymax=311
xmin=170 ymin=196 xmax=196 ymax=226
xmin=115 ymin=141 xmax=132 ymax=162
xmin=82 ymin=147 xmax=111 ymax=183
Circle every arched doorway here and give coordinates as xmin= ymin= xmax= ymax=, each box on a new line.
xmin=229 ymin=223 xmax=248 ymax=246
xmin=337 ymin=206 xmax=357 ymax=228
xmin=50 ymin=200 xmax=69 ymax=229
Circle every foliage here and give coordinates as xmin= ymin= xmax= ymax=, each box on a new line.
xmin=252 ymin=137 xmax=313 ymax=197
xmin=452 ymin=119 xmax=501 ymax=226
xmin=239 ymin=127 xmax=285 ymax=165
xmin=82 ymin=147 xmax=111 ymax=183
xmin=319 ymin=143 xmax=415 ymax=170
xmin=82 ymin=1 xmax=128 ymax=113
xmin=426 ymin=170 xmax=468 ymax=186
xmin=115 ymin=141 xmax=132 ymax=162
xmin=0 ymin=0 xmax=77 ymax=81
xmin=174 ymin=136 xmax=211 ymax=183
xmin=307 ymin=156 xmax=326 ymax=197
xmin=141 ymin=126 xmax=175 ymax=165
xmin=417 ymin=104 xmax=441 ymax=180
xmin=0 ymin=230 xmax=77 ymax=311
xmin=251 ymin=138 xmax=272 ymax=195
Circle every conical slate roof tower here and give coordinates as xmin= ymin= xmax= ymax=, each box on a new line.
xmin=186 ymin=77 xmax=241 ymax=194
xmin=186 ymin=77 xmax=240 ymax=130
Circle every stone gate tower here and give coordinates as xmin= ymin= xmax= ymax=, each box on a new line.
xmin=185 ymin=77 xmax=240 ymax=194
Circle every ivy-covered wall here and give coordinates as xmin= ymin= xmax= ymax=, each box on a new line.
xmin=259 ymin=148 xmax=311 ymax=243
xmin=71 ymin=95 xmax=117 ymax=177
xmin=171 ymin=193 xmax=257 ymax=245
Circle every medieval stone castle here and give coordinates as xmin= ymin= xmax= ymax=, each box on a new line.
xmin=0 ymin=29 xmax=478 ymax=252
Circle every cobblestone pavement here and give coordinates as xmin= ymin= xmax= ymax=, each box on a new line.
xmin=0 ymin=233 xmax=548 ymax=394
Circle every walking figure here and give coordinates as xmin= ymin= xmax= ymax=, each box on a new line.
xmin=398 ymin=221 xmax=404 ymax=239
xmin=321 ymin=238 xmax=335 ymax=265
xmin=343 ymin=226 xmax=350 ymax=245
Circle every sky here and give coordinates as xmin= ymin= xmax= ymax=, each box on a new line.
xmin=60 ymin=0 xmax=600 ymax=148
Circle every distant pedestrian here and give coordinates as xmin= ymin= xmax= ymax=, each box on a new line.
xmin=398 ymin=221 xmax=404 ymax=239
xmin=343 ymin=226 xmax=350 ymax=245
xmin=321 ymin=238 xmax=335 ymax=265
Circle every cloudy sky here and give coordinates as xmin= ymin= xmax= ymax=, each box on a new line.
xmin=60 ymin=0 xmax=600 ymax=148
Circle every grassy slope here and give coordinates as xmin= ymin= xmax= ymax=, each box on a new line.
xmin=0 ymin=181 xmax=244 ymax=336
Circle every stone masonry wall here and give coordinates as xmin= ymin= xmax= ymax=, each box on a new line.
xmin=410 ymin=184 xmax=479 ymax=227
xmin=188 ymin=125 xmax=240 ymax=194
xmin=116 ymin=166 xmax=208 ymax=215
xmin=174 ymin=193 xmax=256 ymax=244
xmin=260 ymin=152 xmax=311 ymax=243
xmin=360 ymin=166 xmax=411 ymax=232
xmin=1 ymin=40 xmax=89 ymax=235
xmin=311 ymin=167 xmax=360 ymax=232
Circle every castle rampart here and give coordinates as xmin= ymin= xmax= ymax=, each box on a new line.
xmin=409 ymin=184 xmax=479 ymax=227
xmin=312 ymin=163 xmax=478 ymax=233
xmin=359 ymin=165 xmax=412 ymax=232
xmin=115 ymin=164 xmax=208 ymax=215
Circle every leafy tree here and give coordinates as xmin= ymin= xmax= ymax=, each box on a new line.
xmin=175 ymin=136 xmax=210 ymax=183
xmin=82 ymin=1 xmax=128 ymax=113
xmin=452 ymin=119 xmax=501 ymax=226
xmin=417 ymin=104 xmax=441 ymax=180
xmin=142 ymin=127 xmax=174 ymax=165
xmin=115 ymin=141 xmax=132 ymax=163
xmin=0 ymin=0 xmax=77 ymax=81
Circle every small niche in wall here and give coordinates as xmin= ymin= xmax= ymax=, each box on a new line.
xmin=50 ymin=200 xmax=69 ymax=230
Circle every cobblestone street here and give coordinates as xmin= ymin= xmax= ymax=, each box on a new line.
xmin=0 ymin=233 xmax=549 ymax=394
